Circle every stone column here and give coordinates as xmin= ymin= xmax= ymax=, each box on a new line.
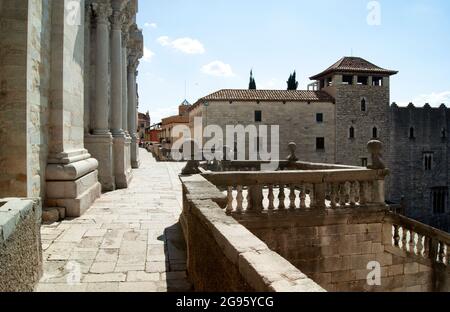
xmin=110 ymin=8 xmax=124 ymax=136
xmin=85 ymin=1 xmax=116 ymax=192
xmin=46 ymin=0 xmax=101 ymax=217
xmin=122 ymin=31 xmax=129 ymax=137
xmin=110 ymin=0 xmax=132 ymax=188
xmin=128 ymin=60 xmax=140 ymax=168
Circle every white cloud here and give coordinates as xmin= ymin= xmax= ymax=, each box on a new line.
xmin=142 ymin=46 xmax=155 ymax=63
xmin=144 ymin=22 xmax=157 ymax=28
xmin=157 ymin=36 xmax=170 ymax=46
xmin=157 ymin=36 xmax=205 ymax=54
xmin=201 ymin=61 xmax=234 ymax=77
xmin=398 ymin=91 xmax=450 ymax=107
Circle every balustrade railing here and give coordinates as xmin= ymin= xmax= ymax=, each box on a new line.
xmin=386 ymin=214 xmax=449 ymax=266
xmin=202 ymin=169 xmax=389 ymax=214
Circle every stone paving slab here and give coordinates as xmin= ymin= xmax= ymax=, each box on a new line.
xmin=36 ymin=150 xmax=192 ymax=292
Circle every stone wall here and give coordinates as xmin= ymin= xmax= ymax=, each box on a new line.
xmin=0 ymin=198 xmax=43 ymax=292
xmin=180 ymin=175 xmax=325 ymax=292
xmin=389 ymin=104 xmax=450 ymax=231
xmin=194 ymin=100 xmax=336 ymax=163
xmin=236 ymin=208 xmax=444 ymax=292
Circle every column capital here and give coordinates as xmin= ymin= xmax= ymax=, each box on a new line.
xmin=92 ymin=1 xmax=112 ymax=25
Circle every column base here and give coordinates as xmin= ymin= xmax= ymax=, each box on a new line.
xmin=85 ymin=133 xmax=116 ymax=192
xmin=46 ymin=155 xmax=101 ymax=218
xmin=113 ymin=134 xmax=133 ymax=189
xmin=131 ymin=136 xmax=140 ymax=169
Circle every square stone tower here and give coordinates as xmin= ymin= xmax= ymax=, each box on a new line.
xmin=309 ymin=57 xmax=398 ymax=166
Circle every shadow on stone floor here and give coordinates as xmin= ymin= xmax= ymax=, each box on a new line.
xmin=159 ymin=222 xmax=193 ymax=292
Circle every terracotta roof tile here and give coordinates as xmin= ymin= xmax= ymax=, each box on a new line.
xmin=198 ymin=89 xmax=334 ymax=102
xmin=310 ymin=57 xmax=398 ymax=80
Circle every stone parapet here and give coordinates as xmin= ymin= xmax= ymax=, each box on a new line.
xmin=0 ymin=198 xmax=43 ymax=292
xmin=180 ymin=175 xmax=325 ymax=292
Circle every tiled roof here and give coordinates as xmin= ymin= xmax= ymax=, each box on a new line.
xmin=310 ymin=57 xmax=398 ymax=80
xmin=198 ymin=89 xmax=335 ymax=102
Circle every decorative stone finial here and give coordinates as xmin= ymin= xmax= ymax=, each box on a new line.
xmin=367 ymin=140 xmax=386 ymax=169
xmin=286 ymin=142 xmax=299 ymax=162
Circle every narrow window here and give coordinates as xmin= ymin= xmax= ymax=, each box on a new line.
xmin=316 ymin=137 xmax=325 ymax=151
xmin=349 ymin=126 xmax=355 ymax=139
xmin=361 ymin=98 xmax=367 ymax=112
xmin=409 ymin=127 xmax=415 ymax=139
xmin=432 ymin=187 xmax=447 ymax=215
xmin=361 ymin=158 xmax=368 ymax=167
xmin=372 ymin=127 xmax=378 ymax=139
xmin=442 ymin=128 xmax=447 ymax=139
xmin=316 ymin=113 xmax=324 ymax=123
xmin=424 ymin=153 xmax=433 ymax=171
xmin=255 ymin=110 xmax=262 ymax=122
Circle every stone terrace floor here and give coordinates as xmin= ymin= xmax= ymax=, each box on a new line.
xmin=36 ymin=149 xmax=192 ymax=292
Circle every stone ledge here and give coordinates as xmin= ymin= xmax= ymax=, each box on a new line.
xmin=0 ymin=198 xmax=39 ymax=243
xmin=46 ymin=158 xmax=99 ymax=181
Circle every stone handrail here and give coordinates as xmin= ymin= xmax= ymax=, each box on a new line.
xmin=202 ymin=168 xmax=389 ymax=214
xmin=383 ymin=212 xmax=449 ymax=267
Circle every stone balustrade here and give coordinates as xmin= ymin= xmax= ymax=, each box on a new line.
xmin=202 ymin=168 xmax=388 ymax=214
xmin=384 ymin=213 xmax=449 ymax=268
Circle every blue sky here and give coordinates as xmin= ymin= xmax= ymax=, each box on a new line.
xmin=136 ymin=0 xmax=450 ymax=123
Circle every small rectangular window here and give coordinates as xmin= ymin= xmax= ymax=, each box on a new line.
xmin=432 ymin=187 xmax=447 ymax=215
xmin=357 ymin=76 xmax=368 ymax=85
xmin=316 ymin=113 xmax=324 ymax=123
xmin=316 ymin=137 xmax=325 ymax=151
xmin=372 ymin=77 xmax=383 ymax=86
xmin=255 ymin=110 xmax=262 ymax=122
xmin=342 ymin=75 xmax=353 ymax=85
xmin=424 ymin=152 xmax=434 ymax=171
xmin=361 ymin=158 xmax=368 ymax=167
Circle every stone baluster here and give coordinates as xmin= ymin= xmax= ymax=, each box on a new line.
xmin=339 ymin=183 xmax=347 ymax=207
xmin=314 ymin=183 xmax=326 ymax=209
xmin=393 ymin=225 xmax=400 ymax=247
xmin=416 ymin=234 xmax=424 ymax=257
xmin=226 ymin=186 xmax=234 ymax=214
xmin=299 ymin=185 xmax=307 ymax=209
xmin=278 ymin=185 xmax=286 ymax=210
xmin=408 ymin=230 xmax=416 ymax=254
xmin=268 ymin=185 xmax=275 ymax=210
xmin=423 ymin=236 xmax=430 ymax=259
xmin=359 ymin=181 xmax=369 ymax=205
xmin=92 ymin=2 xmax=112 ymax=135
xmin=289 ymin=185 xmax=296 ymax=210
xmin=438 ymin=242 xmax=445 ymax=264
xmin=236 ymin=185 xmax=244 ymax=213
xmin=330 ymin=183 xmax=338 ymax=209
xmin=349 ymin=182 xmax=356 ymax=206
xmin=401 ymin=228 xmax=408 ymax=252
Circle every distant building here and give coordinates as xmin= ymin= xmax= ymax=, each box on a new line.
xmin=160 ymin=100 xmax=191 ymax=147
xmin=138 ymin=111 xmax=151 ymax=142
xmin=188 ymin=56 xmax=450 ymax=231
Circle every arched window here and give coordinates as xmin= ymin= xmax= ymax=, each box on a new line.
xmin=372 ymin=127 xmax=378 ymax=139
xmin=349 ymin=126 xmax=355 ymax=139
xmin=409 ymin=127 xmax=415 ymax=139
xmin=361 ymin=98 xmax=367 ymax=112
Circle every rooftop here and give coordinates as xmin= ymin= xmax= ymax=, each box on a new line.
xmin=197 ymin=89 xmax=335 ymax=103
xmin=310 ymin=57 xmax=398 ymax=80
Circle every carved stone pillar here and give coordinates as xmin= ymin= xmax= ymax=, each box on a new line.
xmin=46 ymin=0 xmax=101 ymax=217
xmin=85 ymin=0 xmax=116 ymax=192
xmin=122 ymin=26 xmax=130 ymax=137
xmin=128 ymin=24 xmax=143 ymax=168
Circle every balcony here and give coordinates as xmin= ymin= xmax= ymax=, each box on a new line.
xmin=179 ymin=141 xmax=449 ymax=292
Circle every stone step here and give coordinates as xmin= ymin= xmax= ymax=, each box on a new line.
xmin=42 ymin=207 xmax=66 ymax=223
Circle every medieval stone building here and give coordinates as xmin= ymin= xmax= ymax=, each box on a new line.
xmin=189 ymin=57 xmax=450 ymax=232
xmin=0 ymin=0 xmax=143 ymax=218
